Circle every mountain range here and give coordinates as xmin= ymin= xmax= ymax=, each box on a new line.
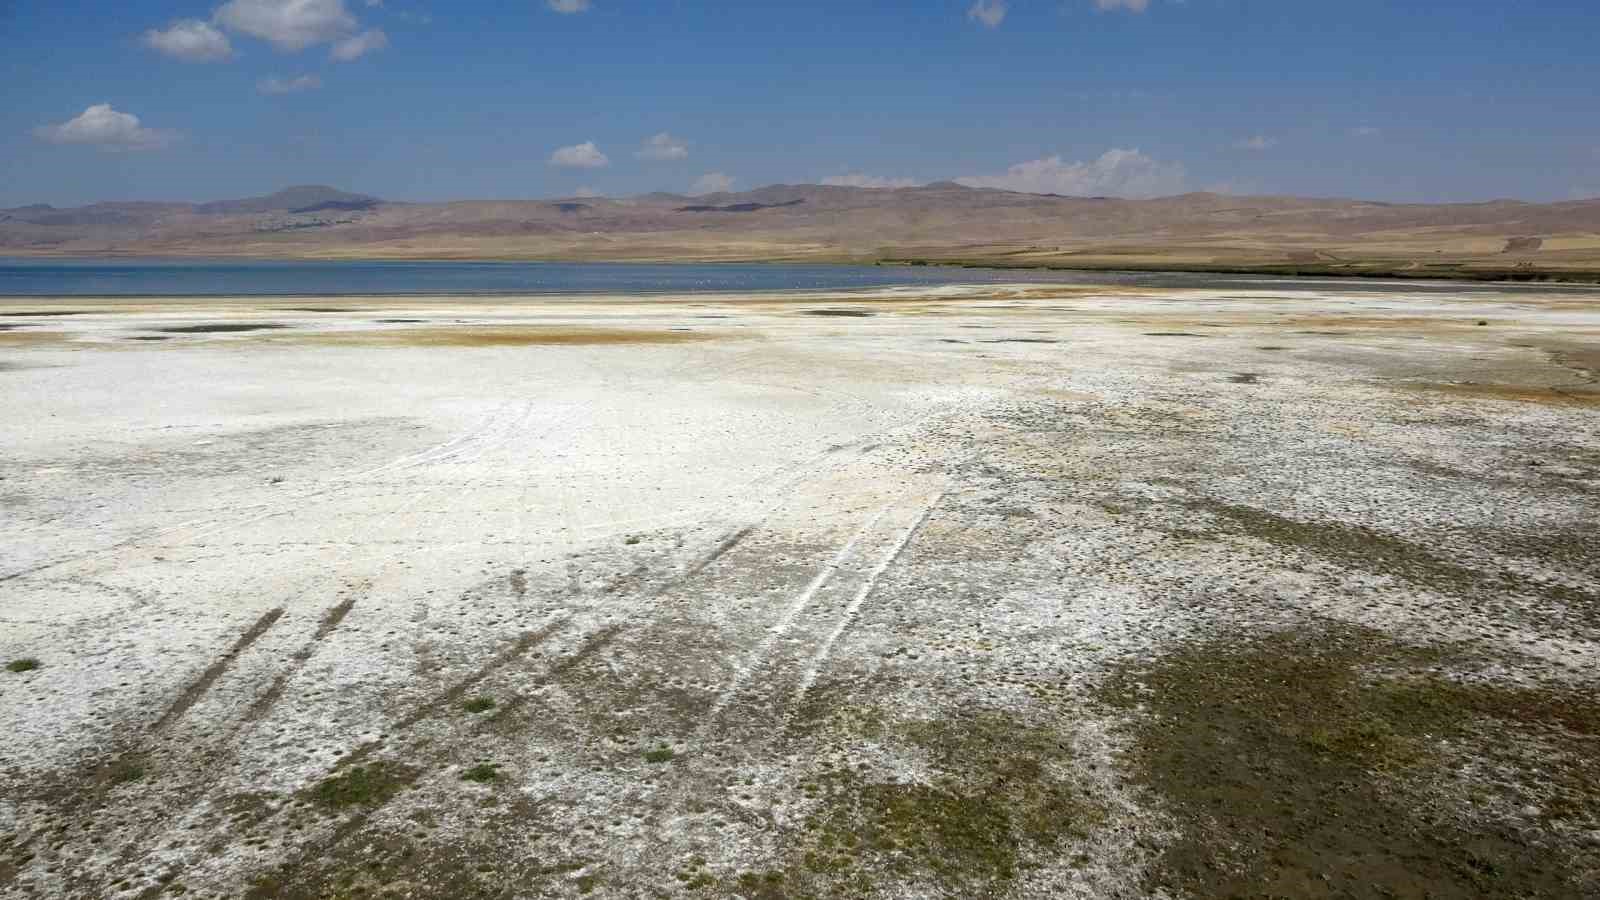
xmin=5 ymin=184 xmax=1600 ymax=281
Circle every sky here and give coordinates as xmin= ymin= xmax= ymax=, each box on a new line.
xmin=3 ymin=0 xmax=1599 ymax=207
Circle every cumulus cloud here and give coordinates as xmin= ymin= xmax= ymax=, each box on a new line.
xmin=637 ymin=132 xmax=688 ymax=161
xmin=967 ymin=0 xmax=1007 ymax=28
xmin=215 ymin=0 xmax=357 ymax=52
xmin=548 ymin=0 xmax=592 ymax=12
xmin=1095 ymin=0 xmax=1150 ymax=11
xmin=821 ymin=174 xmax=922 ymax=189
xmin=258 ymin=74 xmax=323 ymax=94
xmin=549 ymin=141 xmax=609 ymax=169
xmin=956 ymin=149 xmax=1185 ymax=198
xmin=331 ymin=28 xmax=387 ymax=60
xmin=142 ymin=20 xmax=234 ymax=62
xmin=32 ymin=104 xmax=177 ymax=151
xmin=1233 ymin=135 xmax=1277 ymax=151
xmin=690 ymin=172 xmax=735 ymax=195
xmin=574 ymin=186 xmax=603 ymax=198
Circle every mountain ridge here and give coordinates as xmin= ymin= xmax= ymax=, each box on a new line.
xmin=4 ymin=183 xmax=1599 ymax=281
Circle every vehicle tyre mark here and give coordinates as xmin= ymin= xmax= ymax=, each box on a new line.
xmin=792 ymin=490 xmax=944 ymax=707
xmin=704 ymin=502 xmax=893 ymax=722
xmin=150 ymin=606 xmax=285 ymax=733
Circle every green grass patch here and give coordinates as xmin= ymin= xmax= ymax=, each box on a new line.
xmin=6 ymin=658 xmax=41 ymax=673
xmin=462 ymin=696 xmax=496 ymax=713
xmin=643 ymin=747 xmax=675 ymax=764
xmin=309 ymin=763 xmax=413 ymax=809
xmin=1099 ymin=623 xmax=1600 ymax=898
xmin=735 ymin=711 xmax=1102 ymax=896
xmin=461 ymin=763 xmax=500 ymax=784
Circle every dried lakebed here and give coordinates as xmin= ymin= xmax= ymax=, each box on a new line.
xmin=1 ymin=284 xmax=1598 ymax=899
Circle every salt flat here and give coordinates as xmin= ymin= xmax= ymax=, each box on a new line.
xmin=2 ymin=283 xmax=1598 ymax=899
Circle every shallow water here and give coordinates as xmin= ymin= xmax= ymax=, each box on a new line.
xmin=3 ymin=257 xmax=1594 ymax=297
xmin=0 ymin=259 xmax=1074 ymax=297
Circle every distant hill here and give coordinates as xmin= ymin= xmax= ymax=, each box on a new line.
xmin=4 ymin=183 xmax=1599 ymax=281
xmin=195 ymin=185 xmax=380 ymax=215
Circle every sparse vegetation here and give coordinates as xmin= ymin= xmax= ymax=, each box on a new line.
xmin=643 ymin=747 xmax=674 ymax=764
xmin=1099 ymin=624 xmax=1600 ymax=898
xmin=6 ymin=658 xmax=40 ymax=673
xmin=309 ymin=763 xmax=413 ymax=808
xmin=740 ymin=711 xmax=1104 ymax=895
xmin=460 ymin=763 xmax=500 ymax=783
xmin=462 ymin=696 xmax=495 ymax=713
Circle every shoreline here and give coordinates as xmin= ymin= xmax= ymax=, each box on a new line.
xmin=4 ymin=257 xmax=1599 ymax=301
xmin=881 ymin=256 xmax=1600 ymax=285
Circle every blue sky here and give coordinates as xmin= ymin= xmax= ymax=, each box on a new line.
xmin=3 ymin=0 xmax=1598 ymax=206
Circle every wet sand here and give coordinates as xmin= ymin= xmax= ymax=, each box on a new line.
xmin=1 ymin=283 xmax=1598 ymax=898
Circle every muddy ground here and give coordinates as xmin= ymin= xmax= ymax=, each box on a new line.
xmin=1 ymin=283 xmax=1598 ymax=899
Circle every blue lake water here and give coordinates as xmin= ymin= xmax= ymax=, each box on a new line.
xmin=0 ymin=258 xmax=1087 ymax=297
xmin=0 ymin=257 xmax=1588 ymax=297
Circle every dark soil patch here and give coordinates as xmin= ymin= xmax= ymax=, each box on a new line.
xmin=1100 ymin=624 xmax=1600 ymax=898
xmin=980 ymin=338 xmax=1062 ymax=344
xmin=156 ymin=323 xmax=291 ymax=334
xmin=1256 ymin=345 xmax=1290 ymax=350
xmin=0 ymin=310 xmax=88 ymax=317
xmin=374 ymin=318 xmax=425 ymax=324
xmin=804 ymin=309 xmax=875 ymax=318
xmin=126 ymin=336 xmax=171 ymax=342
xmin=1142 ymin=332 xmax=1208 ymax=337
xmin=1227 ymin=373 xmax=1261 ymax=384
xmin=278 ymin=307 xmax=357 ymax=313
xmin=1187 ymin=498 xmax=1600 ymax=628
xmin=740 ymin=710 xmax=1103 ymax=896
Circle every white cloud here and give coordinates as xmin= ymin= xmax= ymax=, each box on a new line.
xmin=548 ymin=0 xmax=592 ymax=12
xmin=574 ymin=186 xmax=603 ymax=198
xmin=258 ymin=74 xmax=323 ymax=94
xmin=690 ymin=172 xmax=736 ymax=195
xmin=967 ymin=0 xmax=1007 ymax=28
xmin=957 ymin=149 xmax=1186 ymax=198
xmin=330 ymin=28 xmax=387 ymax=60
xmin=1351 ymin=125 xmax=1381 ymax=137
xmin=549 ymin=141 xmax=609 ymax=169
xmin=637 ymin=132 xmax=688 ymax=161
xmin=32 ymin=104 xmax=177 ymax=152
xmin=822 ymin=174 xmax=922 ymax=189
xmin=1233 ymin=135 xmax=1277 ymax=151
xmin=215 ymin=0 xmax=357 ymax=52
xmin=142 ymin=20 xmax=234 ymax=62
xmin=1095 ymin=0 xmax=1150 ymax=12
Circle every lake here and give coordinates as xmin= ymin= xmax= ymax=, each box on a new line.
xmin=1 ymin=257 xmax=1589 ymax=297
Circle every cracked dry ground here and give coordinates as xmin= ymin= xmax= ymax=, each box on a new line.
xmin=2 ymin=285 xmax=1599 ymax=899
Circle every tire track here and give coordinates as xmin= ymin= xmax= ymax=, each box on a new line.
xmin=704 ymin=502 xmax=894 ymax=722
xmin=149 ymin=606 xmax=285 ymax=733
xmin=792 ymin=489 xmax=945 ymax=707
xmin=229 ymin=619 xmax=617 ymax=897
xmin=106 ymin=595 xmax=366 ymax=893
xmin=243 ymin=593 xmax=360 ymax=724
